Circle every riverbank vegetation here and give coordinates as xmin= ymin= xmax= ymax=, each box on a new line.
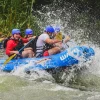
xmin=0 ymin=0 xmax=40 ymax=36
xmin=1 ymin=0 xmax=100 ymax=43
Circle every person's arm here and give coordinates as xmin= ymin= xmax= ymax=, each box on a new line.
xmin=64 ymin=36 xmax=70 ymax=43
xmin=6 ymin=40 xmax=19 ymax=55
xmin=21 ymin=38 xmax=28 ymax=43
xmin=22 ymin=36 xmax=36 ymax=43
xmin=0 ymin=38 xmax=5 ymax=42
xmin=45 ymin=38 xmax=62 ymax=44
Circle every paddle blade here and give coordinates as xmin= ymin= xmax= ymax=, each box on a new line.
xmin=3 ymin=54 xmax=16 ymax=65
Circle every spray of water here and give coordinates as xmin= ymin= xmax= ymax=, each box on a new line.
xmin=0 ymin=1 xmax=100 ymax=91
xmin=32 ymin=2 xmax=100 ymax=90
xmin=12 ymin=61 xmax=55 ymax=82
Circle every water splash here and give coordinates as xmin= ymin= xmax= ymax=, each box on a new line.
xmin=88 ymin=45 xmax=100 ymax=76
xmin=32 ymin=2 xmax=100 ymax=90
xmin=0 ymin=1 xmax=99 ymax=91
xmin=12 ymin=61 xmax=55 ymax=82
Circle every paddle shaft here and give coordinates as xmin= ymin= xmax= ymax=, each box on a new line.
xmin=19 ymin=38 xmax=34 ymax=52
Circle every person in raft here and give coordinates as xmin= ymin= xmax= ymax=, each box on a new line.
xmin=24 ymin=28 xmax=36 ymax=56
xmin=35 ymin=25 xmax=62 ymax=57
xmin=54 ymin=27 xmax=70 ymax=48
xmin=5 ymin=29 xmax=34 ymax=58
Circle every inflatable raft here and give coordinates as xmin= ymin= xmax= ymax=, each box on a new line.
xmin=0 ymin=46 xmax=95 ymax=72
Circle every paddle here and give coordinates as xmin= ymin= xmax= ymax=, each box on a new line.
xmin=3 ymin=38 xmax=35 ymax=65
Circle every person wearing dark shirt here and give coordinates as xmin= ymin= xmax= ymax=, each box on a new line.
xmin=24 ymin=28 xmax=36 ymax=56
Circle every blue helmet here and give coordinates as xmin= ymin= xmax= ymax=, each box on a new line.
xmin=25 ymin=29 xmax=33 ymax=35
xmin=55 ymin=27 xmax=60 ymax=32
xmin=45 ymin=25 xmax=55 ymax=33
xmin=12 ymin=29 xmax=21 ymax=35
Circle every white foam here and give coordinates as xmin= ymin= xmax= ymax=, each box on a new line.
xmin=49 ymin=85 xmax=77 ymax=91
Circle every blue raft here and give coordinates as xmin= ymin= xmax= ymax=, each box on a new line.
xmin=0 ymin=46 xmax=95 ymax=72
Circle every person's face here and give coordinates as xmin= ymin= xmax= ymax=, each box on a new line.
xmin=54 ymin=31 xmax=59 ymax=35
xmin=27 ymin=34 xmax=33 ymax=38
xmin=48 ymin=32 xmax=54 ymax=36
xmin=13 ymin=33 xmax=20 ymax=40
xmin=54 ymin=32 xmax=57 ymax=36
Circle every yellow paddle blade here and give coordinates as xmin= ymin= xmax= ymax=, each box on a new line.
xmin=3 ymin=54 xmax=16 ymax=65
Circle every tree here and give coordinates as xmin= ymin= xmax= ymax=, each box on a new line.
xmin=0 ymin=0 xmax=40 ymax=36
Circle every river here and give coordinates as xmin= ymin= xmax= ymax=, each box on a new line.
xmin=0 ymin=1 xmax=100 ymax=100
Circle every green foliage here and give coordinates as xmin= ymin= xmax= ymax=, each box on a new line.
xmin=0 ymin=0 xmax=40 ymax=36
